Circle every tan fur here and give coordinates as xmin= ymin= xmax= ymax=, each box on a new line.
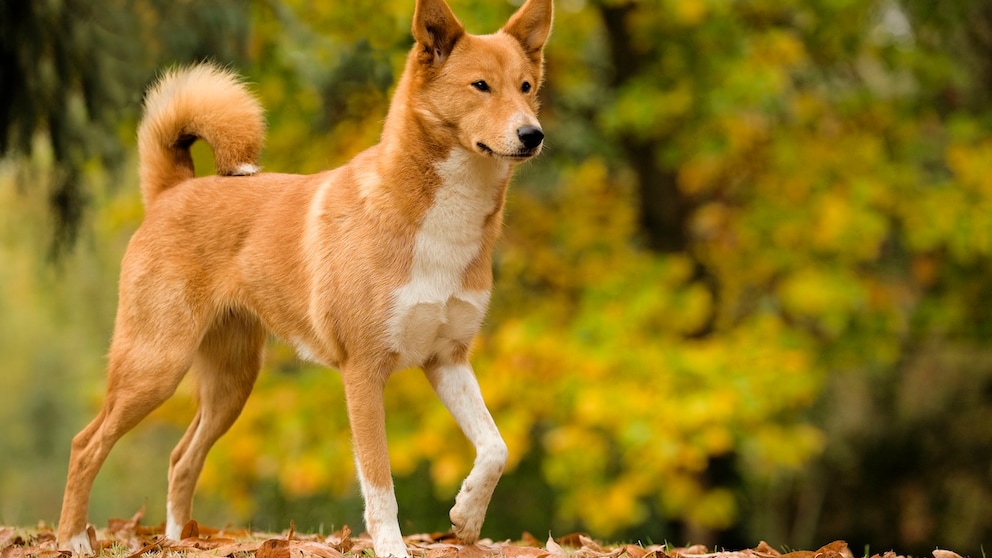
xmin=57 ymin=0 xmax=552 ymax=556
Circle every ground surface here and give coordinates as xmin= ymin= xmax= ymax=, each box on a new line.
xmin=0 ymin=511 xmax=967 ymax=558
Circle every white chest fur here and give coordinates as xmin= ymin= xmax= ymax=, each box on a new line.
xmin=387 ymin=149 xmax=508 ymax=369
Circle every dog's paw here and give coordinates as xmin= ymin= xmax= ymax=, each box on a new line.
xmin=449 ymin=496 xmax=485 ymax=544
xmin=64 ymin=526 xmax=96 ymax=555
xmin=372 ymin=539 xmax=410 ymax=558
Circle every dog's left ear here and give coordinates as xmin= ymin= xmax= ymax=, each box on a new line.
xmin=502 ymin=0 xmax=553 ymax=63
xmin=413 ymin=0 xmax=465 ymax=66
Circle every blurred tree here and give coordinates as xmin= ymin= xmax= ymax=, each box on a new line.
xmin=0 ymin=0 xmax=251 ymax=255
xmin=5 ymin=0 xmax=992 ymax=555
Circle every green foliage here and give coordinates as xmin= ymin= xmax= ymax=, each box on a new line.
xmin=4 ymin=0 xmax=992 ymax=555
xmin=0 ymin=0 xmax=253 ymax=253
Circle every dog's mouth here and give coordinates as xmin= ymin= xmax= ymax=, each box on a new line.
xmin=476 ymin=142 xmax=538 ymax=160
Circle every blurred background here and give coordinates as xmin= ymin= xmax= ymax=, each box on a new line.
xmin=2 ymin=0 xmax=992 ymax=554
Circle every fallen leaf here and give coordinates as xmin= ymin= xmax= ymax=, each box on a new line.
xmin=558 ymin=534 xmax=587 ymax=549
xmin=85 ymin=525 xmax=98 ymax=553
xmin=181 ymin=519 xmax=200 ymax=540
xmin=933 ymin=551 xmax=963 ymax=558
xmin=123 ymin=542 xmax=161 ymax=558
xmin=107 ymin=507 xmax=145 ymax=539
xmin=547 ymin=535 xmax=567 ymax=558
xmin=257 ymin=538 xmax=292 ymax=558
xmin=457 ymin=543 xmax=500 ymax=558
xmin=753 ymin=542 xmax=781 ymax=558
xmin=287 ymin=520 xmax=297 ymax=541
xmin=580 ymin=536 xmax=606 ymax=554
xmin=520 ymin=533 xmax=543 ymax=548
xmin=502 ymin=546 xmax=552 ymax=558
xmin=0 ymin=528 xmax=18 ymax=552
xmin=816 ymin=541 xmax=852 ymax=558
xmin=294 ymin=540 xmax=344 ymax=558
xmin=211 ymin=540 xmax=267 ymax=557
xmin=327 ymin=525 xmax=354 ymax=553
xmin=671 ymin=545 xmax=709 ymax=557
xmin=427 ymin=544 xmax=461 ymax=558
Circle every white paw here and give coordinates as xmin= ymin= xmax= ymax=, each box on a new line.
xmin=66 ymin=528 xmax=94 ymax=555
xmin=449 ymin=491 xmax=485 ymax=544
xmin=373 ymin=539 xmax=410 ymax=558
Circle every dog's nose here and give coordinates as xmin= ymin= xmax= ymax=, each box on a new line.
xmin=517 ymin=126 xmax=544 ymax=150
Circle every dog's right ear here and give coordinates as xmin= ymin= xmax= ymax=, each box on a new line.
xmin=413 ymin=0 xmax=465 ymax=66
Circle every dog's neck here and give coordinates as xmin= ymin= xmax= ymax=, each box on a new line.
xmin=372 ymin=64 xmax=513 ymax=219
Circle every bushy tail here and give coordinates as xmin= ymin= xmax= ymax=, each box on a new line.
xmin=137 ymin=63 xmax=265 ymax=206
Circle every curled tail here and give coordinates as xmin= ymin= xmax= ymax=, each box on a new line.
xmin=137 ymin=63 xmax=265 ymax=206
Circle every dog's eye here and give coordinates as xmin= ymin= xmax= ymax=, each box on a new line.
xmin=521 ymin=81 xmax=532 ymax=93
xmin=471 ymin=80 xmax=490 ymax=92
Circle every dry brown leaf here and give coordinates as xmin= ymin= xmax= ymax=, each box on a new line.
xmin=933 ymin=550 xmax=964 ymax=558
xmin=326 ymin=525 xmax=354 ymax=553
xmin=554 ymin=534 xmax=585 ymax=549
xmin=573 ymin=546 xmax=615 ymax=558
xmin=1 ymin=549 xmax=66 ymax=558
xmin=0 ymin=528 xmax=19 ymax=552
xmin=502 ymin=545 xmax=552 ymax=558
xmin=679 ymin=546 xmax=710 ymax=557
xmin=108 ymin=508 xmax=145 ymax=538
xmin=753 ymin=542 xmax=781 ymax=558
xmin=123 ymin=541 xmax=161 ymax=558
xmin=427 ymin=544 xmax=461 ymax=558
xmin=406 ymin=532 xmax=438 ymax=545
xmin=621 ymin=544 xmax=648 ymax=558
xmin=211 ymin=540 xmax=267 ymax=557
xmin=287 ymin=520 xmax=297 ymax=541
xmin=580 ymin=536 xmax=607 ymax=554
xmin=292 ymin=540 xmax=344 ymax=558
xmin=257 ymin=538 xmax=292 ymax=558
xmin=181 ymin=519 xmax=200 ymax=540
xmin=520 ymin=533 xmax=544 ymax=548
xmin=456 ymin=543 xmax=501 ymax=558
xmin=816 ymin=540 xmax=852 ymax=558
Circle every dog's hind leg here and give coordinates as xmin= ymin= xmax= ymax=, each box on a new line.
xmin=343 ymin=359 xmax=410 ymax=558
xmin=57 ymin=311 xmax=202 ymax=554
xmin=165 ymin=311 xmax=265 ymax=540
xmin=424 ymin=362 xmax=507 ymax=544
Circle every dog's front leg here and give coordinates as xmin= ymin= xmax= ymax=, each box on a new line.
xmin=344 ymin=367 xmax=409 ymax=558
xmin=425 ymin=362 xmax=508 ymax=544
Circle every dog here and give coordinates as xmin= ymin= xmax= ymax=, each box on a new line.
xmin=56 ymin=0 xmax=552 ymax=555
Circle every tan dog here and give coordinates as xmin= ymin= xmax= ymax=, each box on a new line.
xmin=56 ymin=0 xmax=552 ymax=555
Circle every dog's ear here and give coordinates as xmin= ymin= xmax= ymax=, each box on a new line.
xmin=413 ymin=0 xmax=465 ymax=66
xmin=502 ymin=0 xmax=553 ymax=63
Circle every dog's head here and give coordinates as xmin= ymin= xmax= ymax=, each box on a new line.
xmin=408 ymin=0 xmax=553 ymax=161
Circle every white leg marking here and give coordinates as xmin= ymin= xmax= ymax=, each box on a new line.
xmin=427 ymin=363 xmax=507 ymax=543
xmin=165 ymin=501 xmax=182 ymax=540
xmin=66 ymin=529 xmax=93 ymax=555
xmin=356 ymin=467 xmax=409 ymax=558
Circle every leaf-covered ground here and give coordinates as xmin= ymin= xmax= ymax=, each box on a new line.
xmin=0 ymin=510 xmax=969 ymax=558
